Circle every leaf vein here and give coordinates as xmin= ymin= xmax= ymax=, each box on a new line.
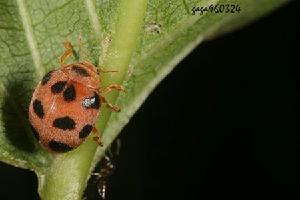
xmin=16 ymin=0 xmax=44 ymax=78
xmin=84 ymin=0 xmax=102 ymax=41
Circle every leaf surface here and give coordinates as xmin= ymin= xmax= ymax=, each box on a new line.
xmin=0 ymin=0 xmax=289 ymax=199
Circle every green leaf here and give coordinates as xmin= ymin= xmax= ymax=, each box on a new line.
xmin=0 ymin=0 xmax=289 ymax=199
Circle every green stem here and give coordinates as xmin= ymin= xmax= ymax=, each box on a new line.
xmin=39 ymin=0 xmax=148 ymax=199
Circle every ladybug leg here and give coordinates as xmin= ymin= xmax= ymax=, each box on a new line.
xmin=101 ymin=84 xmax=125 ymax=94
xmin=60 ymin=41 xmax=74 ymax=67
xmin=100 ymin=95 xmax=121 ymax=112
xmin=92 ymin=127 xmax=103 ymax=147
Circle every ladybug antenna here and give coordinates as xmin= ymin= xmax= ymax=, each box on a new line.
xmin=60 ymin=42 xmax=74 ymax=66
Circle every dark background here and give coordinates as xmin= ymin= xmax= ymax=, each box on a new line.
xmin=0 ymin=1 xmax=299 ymax=199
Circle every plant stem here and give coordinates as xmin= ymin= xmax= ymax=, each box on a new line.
xmin=39 ymin=0 xmax=148 ymax=199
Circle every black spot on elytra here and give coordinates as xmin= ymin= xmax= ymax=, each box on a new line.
xmin=30 ymin=125 xmax=40 ymax=141
xmin=41 ymin=70 xmax=54 ymax=85
xmin=48 ymin=141 xmax=73 ymax=152
xmin=79 ymin=124 xmax=93 ymax=138
xmin=51 ymin=81 xmax=67 ymax=93
xmin=72 ymin=65 xmax=90 ymax=77
xmin=33 ymin=99 xmax=44 ymax=119
xmin=53 ymin=116 xmax=76 ymax=130
xmin=82 ymin=92 xmax=100 ymax=109
xmin=63 ymin=84 xmax=76 ymax=101
xmin=30 ymin=125 xmax=39 ymax=141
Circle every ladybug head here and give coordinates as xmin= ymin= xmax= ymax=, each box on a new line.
xmin=62 ymin=61 xmax=100 ymax=89
xmin=76 ymin=61 xmax=98 ymax=76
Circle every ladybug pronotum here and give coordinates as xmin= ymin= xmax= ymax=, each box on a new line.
xmin=29 ymin=42 xmax=124 ymax=153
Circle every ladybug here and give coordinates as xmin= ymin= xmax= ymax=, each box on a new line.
xmin=29 ymin=42 xmax=123 ymax=153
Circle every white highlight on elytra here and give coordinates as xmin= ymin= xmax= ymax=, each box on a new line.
xmin=82 ymin=97 xmax=96 ymax=108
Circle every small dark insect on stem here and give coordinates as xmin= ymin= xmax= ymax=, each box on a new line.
xmin=83 ymin=139 xmax=121 ymax=200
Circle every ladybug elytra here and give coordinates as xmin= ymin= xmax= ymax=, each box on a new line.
xmin=29 ymin=42 xmax=123 ymax=153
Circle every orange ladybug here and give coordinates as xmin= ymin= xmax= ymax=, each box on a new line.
xmin=29 ymin=42 xmax=123 ymax=153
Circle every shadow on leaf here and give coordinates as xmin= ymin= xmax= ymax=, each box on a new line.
xmin=1 ymin=77 xmax=38 ymax=153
